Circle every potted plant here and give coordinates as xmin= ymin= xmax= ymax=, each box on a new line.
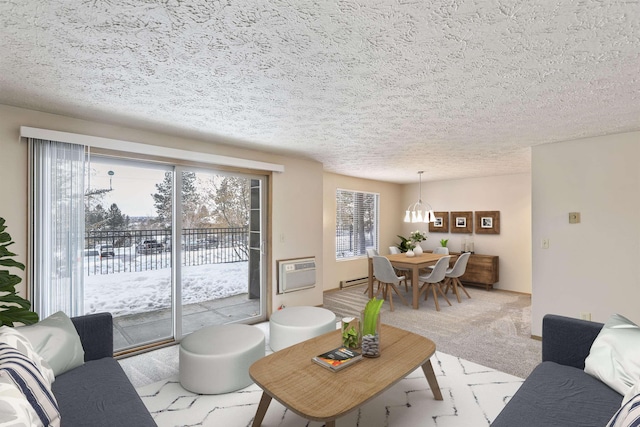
xmin=440 ymin=239 xmax=449 ymax=248
xmin=0 ymin=217 xmax=38 ymax=326
xmin=396 ymin=235 xmax=415 ymax=253
xmin=361 ymin=298 xmax=383 ymax=357
xmin=410 ymin=230 xmax=427 ymax=255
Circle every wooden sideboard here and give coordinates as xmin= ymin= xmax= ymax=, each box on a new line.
xmin=458 ymin=253 xmax=499 ymax=290
xmin=429 ymin=251 xmax=499 ymax=290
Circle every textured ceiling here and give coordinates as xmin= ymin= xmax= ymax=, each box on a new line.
xmin=1 ymin=1 xmax=639 ymax=183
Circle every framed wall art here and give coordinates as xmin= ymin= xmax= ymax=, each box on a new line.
xmin=450 ymin=211 xmax=473 ymax=233
xmin=428 ymin=212 xmax=449 ymax=233
xmin=475 ymin=211 xmax=500 ymax=234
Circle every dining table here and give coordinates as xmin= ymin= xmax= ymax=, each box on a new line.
xmin=367 ymin=252 xmax=452 ymax=309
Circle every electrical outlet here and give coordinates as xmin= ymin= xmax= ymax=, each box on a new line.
xmin=541 ymin=238 xmax=550 ymax=249
xmin=580 ymin=312 xmax=591 ymax=321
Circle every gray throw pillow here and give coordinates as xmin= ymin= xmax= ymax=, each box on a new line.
xmin=17 ymin=311 xmax=85 ymax=377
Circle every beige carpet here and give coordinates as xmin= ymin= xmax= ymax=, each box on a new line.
xmin=323 ymin=284 xmax=541 ymax=380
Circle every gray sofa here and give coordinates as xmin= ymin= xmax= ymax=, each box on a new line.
xmin=50 ymin=313 xmax=157 ymax=426
xmin=491 ymin=314 xmax=622 ymax=427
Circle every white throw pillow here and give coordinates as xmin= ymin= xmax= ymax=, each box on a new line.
xmin=0 ymin=326 xmax=54 ymax=387
xmin=18 ymin=311 xmax=85 ymax=376
xmin=584 ymin=314 xmax=640 ymax=396
xmin=0 ymin=343 xmax=59 ymax=427
xmin=607 ymin=389 xmax=640 ymax=427
xmin=0 ymin=373 xmax=40 ymax=427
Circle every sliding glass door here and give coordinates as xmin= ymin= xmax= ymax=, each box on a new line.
xmin=84 ymin=158 xmax=267 ymax=351
xmin=177 ymin=167 xmax=265 ymax=336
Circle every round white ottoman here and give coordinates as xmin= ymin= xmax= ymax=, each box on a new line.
xmin=269 ymin=306 xmax=336 ymax=351
xmin=179 ymin=324 xmax=265 ymax=394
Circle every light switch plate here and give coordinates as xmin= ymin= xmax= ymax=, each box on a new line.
xmin=569 ymin=212 xmax=580 ymax=224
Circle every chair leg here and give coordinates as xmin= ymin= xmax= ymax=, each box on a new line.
xmin=436 ymin=283 xmax=452 ymax=307
xmin=374 ymin=282 xmax=383 ymax=298
xmin=456 ymin=278 xmax=471 ymax=299
xmin=387 ymin=284 xmax=394 ymax=311
xmin=448 ymin=277 xmax=461 ymax=303
xmin=431 ymin=285 xmax=440 ymax=311
xmin=390 ymin=284 xmax=408 ymax=306
xmin=418 ymin=283 xmax=428 ymax=301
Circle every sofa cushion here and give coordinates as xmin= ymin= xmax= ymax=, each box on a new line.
xmin=585 ymin=314 xmax=640 ymax=396
xmin=52 ymin=357 xmax=156 ymax=427
xmin=18 ymin=311 xmax=85 ymax=377
xmin=491 ymin=361 xmax=622 ymax=427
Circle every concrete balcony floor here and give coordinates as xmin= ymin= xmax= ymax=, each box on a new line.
xmin=112 ymin=293 xmax=262 ymax=352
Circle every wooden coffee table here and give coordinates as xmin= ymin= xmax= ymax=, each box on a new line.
xmin=249 ymin=324 xmax=442 ymax=427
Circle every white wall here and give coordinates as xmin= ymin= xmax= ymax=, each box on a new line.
xmin=0 ymin=104 xmax=324 ymax=313
xmin=401 ymin=174 xmax=532 ymax=294
xmin=531 ymin=132 xmax=640 ymax=336
xmin=322 ymin=172 xmax=403 ymax=291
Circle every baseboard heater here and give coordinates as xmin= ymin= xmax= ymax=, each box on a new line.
xmin=277 ymin=257 xmax=316 ymax=294
xmin=340 ymin=277 xmax=368 ymax=289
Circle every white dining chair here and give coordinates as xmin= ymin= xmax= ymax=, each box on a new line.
xmin=426 ymin=247 xmax=450 ymax=272
xmin=418 ymin=256 xmax=451 ymax=311
xmin=364 ymin=248 xmax=382 ymax=295
xmin=443 ymin=252 xmax=471 ymax=303
xmin=388 ymin=246 xmax=410 ymax=291
xmin=372 ymin=256 xmax=408 ymax=312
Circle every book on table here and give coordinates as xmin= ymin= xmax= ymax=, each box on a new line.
xmin=312 ymin=347 xmax=362 ymax=372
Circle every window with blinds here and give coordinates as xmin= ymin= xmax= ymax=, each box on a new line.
xmin=336 ymin=189 xmax=379 ymax=259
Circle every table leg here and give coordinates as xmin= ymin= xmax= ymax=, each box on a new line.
xmin=421 ymin=359 xmax=443 ymax=400
xmin=252 ymin=392 xmax=272 ymax=427
xmin=368 ymin=257 xmax=374 ymax=299
xmin=412 ymin=265 xmax=420 ymax=309
xmin=325 ymin=420 xmax=336 ymax=427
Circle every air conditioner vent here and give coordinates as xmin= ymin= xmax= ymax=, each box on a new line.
xmin=277 ymin=257 xmax=316 ymax=294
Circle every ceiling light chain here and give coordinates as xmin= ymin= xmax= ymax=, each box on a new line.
xmin=404 ymin=171 xmax=435 ymax=223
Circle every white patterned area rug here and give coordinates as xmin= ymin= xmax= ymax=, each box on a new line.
xmin=137 ymin=351 xmax=522 ymax=427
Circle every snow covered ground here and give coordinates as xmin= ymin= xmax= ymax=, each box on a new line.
xmin=84 ymin=259 xmax=248 ymax=317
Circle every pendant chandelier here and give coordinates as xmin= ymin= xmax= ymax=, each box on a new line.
xmin=404 ymin=171 xmax=435 ymax=223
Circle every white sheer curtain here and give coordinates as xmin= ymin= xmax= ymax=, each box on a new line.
xmin=29 ymin=138 xmax=85 ymax=318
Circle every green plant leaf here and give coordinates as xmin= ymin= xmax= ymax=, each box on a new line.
xmin=0 ymin=217 xmax=38 ymax=326
xmin=0 ymin=276 xmax=22 ymax=289
xmin=363 ymin=297 xmax=383 ymax=336
xmin=0 ymin=246 xmax=17 ymax=257
xmin=0 ymin=294 xmax=31 ymax=309
xmin=0 ymin=259 xmax=25 ymax=270
xmin=0 ymin=306 xmax=39 ymax=327
xmin=0 ymin=271 xmax=22 ymax=288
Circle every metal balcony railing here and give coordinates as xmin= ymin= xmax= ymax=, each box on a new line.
xmin=84 ymin=227 xmax=248 ymax=276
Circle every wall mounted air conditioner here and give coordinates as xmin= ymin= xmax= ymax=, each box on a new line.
xmin=277 ymin=257 xmax=316 ymax=294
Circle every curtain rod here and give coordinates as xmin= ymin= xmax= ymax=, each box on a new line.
xmin=19 ymin=126 xmax=285 ymax=173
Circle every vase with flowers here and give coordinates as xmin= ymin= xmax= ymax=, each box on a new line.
xmin=409 ymin=230 xmax=427 ymax=255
